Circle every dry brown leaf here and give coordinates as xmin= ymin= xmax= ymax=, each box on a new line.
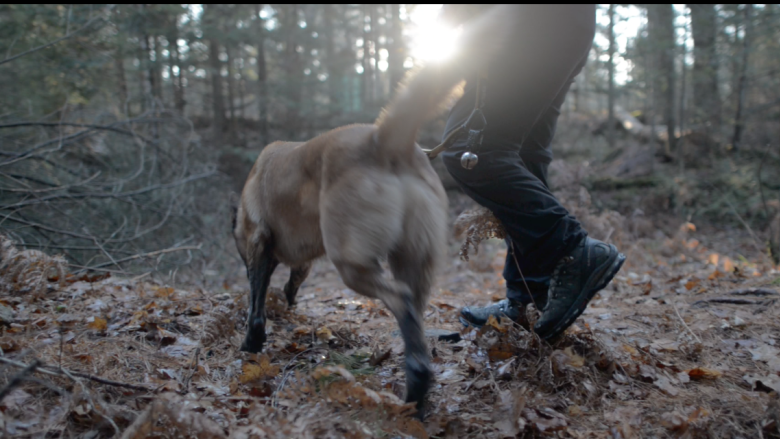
xmin=488 ymin=342 xmax=514 ymax=362
xmin=87 ymin=316 xmax=107 ymax=332
xmin=723 ymin=257 xmax=735 ymax=273
xmin=563 ymin=347 xmax=585 ymax=368
xmin=708 ymin=253 xmax=720 ymax=266
xmin=316 ymin=326 xmax=335 ymax=342
xmin=239 ymin=355 xmax=280 ymax=383
xmin=685 ymin=278 xmax=700 ymax=290
xmin=687 ymin=367 xmax=722 ymax=380
xmin=493 ymin=389 xmax=526 ymax=437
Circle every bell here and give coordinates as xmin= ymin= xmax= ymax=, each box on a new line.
xmin=461 ymin=151 xmax=479 ymax=169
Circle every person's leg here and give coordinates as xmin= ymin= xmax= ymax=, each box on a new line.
xmin=447 ymin=6 xmax=625 ymax=336
xmin=502 ymin=73 xmax=580 ymax=307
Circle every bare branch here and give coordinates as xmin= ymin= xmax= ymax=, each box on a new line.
xmin=82 ymin=244 xmax=202 ymax=270
xmin=4 ymin=171 xmax=215 ymax=209
xmin=0 ymin=357 xmax=151 ymax=392
xmin=0 ymin=12 xmax=106 ymax=67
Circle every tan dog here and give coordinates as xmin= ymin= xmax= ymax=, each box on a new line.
xmin=233 ymin=5 xmax=516 ymax=417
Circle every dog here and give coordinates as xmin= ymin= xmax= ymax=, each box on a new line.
xmin=233 ymin=5 xmax=516 ymax=418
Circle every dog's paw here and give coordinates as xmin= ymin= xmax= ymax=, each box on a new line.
xmin=240 ymin=334 xmax=266 ymax=353
xmin=405 ymin=362 xmax=433 ymax=420
xmin=240 ymin=318 xmax=267 ymax=353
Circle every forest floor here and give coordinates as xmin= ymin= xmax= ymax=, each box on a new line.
xmin=3 ymin=164 xmax=780 ymax=438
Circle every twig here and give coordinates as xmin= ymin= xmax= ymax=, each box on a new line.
xmin=0 ymin=357 xmax=151 ymax=392
xmin=0 ymin=359 xmax=40 ymax=401
xmin=671 ymin=301 xmax=701 ymax=343
xmin=181 ymin=347 xmax=201 ymax=394
xmin=723 ymin=197 xmax=766 ymax=258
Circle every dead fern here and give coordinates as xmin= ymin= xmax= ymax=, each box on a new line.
xmin=0 ymin=235 xmax=66 ymax=296
xmin=200 ymin=305 xmax=237 ymax=347
xmin=453 ymin=207 xmax=506 ymax=261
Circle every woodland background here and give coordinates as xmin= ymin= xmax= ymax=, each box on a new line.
xmin=3 ymin=5 xmax=780 ymax=439
xmin=1 ymin=4 xmax=779 ymax=277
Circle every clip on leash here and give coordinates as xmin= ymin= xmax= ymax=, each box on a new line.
xmin=423 ymin=70 xmax=488 ymax=171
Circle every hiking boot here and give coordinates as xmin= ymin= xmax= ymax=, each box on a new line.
xmin=534 ymin=237 xmax=626 ymax=340
xmin=459 ymin=299 xmax=529 ymax=329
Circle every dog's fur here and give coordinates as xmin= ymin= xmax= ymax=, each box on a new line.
xmin=233 ymin=5 xmax=516 ymax=417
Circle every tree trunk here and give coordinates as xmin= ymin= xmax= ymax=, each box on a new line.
xmin=322 ymin=4 xmax=339 ymax=120
xmin=361 ymin=4 xmax=371 ymax=109
xmin=607 ymin=4 xmax=616 ymax=149
xmin=647 ymin=4 xmax=676 ymax=152
xmin=688 ymin=4 xmax=720 ymax=133
xmin=388 ymin=3 xmax=404 ymax=93
xmin=282 ymin=4 xmax=302 ymax=139
xmin=208 ymin=40 xmax=225 ymax=139
xmin=226 ymin=46 xmax=237 ymax=139
xmin=114 ymin=47 xmax=128 ymax=110
xmin=732 ymin=3 xmax=753 ymax=151
xmin=254 ymin=4 xmax=268 ymax=145
xmin=169 ymin=26 xmax=185 ymax=113
xmin=678 ymin=14 xmax=688 ymax=173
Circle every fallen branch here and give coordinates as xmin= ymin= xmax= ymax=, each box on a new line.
xmin=0 ymin=359 xmax=40 ymax=401
xmin=728 ymin=288 xmax=779 ymax=297
xmin=0 ymin=357 xmax=151 ymax=392
xmin=692 ymin=297 xmax=760 ymax=307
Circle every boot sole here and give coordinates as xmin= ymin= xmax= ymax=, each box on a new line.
xmin=538 ymin=250 xmax=626 ymax=340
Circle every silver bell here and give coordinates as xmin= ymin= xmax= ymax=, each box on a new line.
xmin=460 ymin=151 xmax=479 ymax=169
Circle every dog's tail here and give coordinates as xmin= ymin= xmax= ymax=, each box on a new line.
xmin=374 ymin=4 xmax=517 ymax=160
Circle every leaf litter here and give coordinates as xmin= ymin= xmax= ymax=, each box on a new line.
xmin=2 ymin=192 xmax=780 ymax=438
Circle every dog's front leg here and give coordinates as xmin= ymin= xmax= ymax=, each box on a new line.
xmin=241 ymin=242 xmax=279 ymax=353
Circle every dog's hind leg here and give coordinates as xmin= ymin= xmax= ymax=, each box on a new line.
xmin=240 ymin=235 xmax=279 ymax=353
xmin=389 ymin=249 xmax=436 ymax=319
xmin=284 ymin=263 xmax=311 ymax=307
xmin=336 ymin=261 xmax=432 ymax=419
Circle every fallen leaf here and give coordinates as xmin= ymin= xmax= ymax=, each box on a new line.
xmin=563 ymin=347 xmax=585 ymax=368
xmin=488 ymin=342 xmax=514 ymax=362
xmin=653 ymin=375 xmax=679 ymax=396
xmin=368 ymin=349 xmax=391 ymax=367
xmin=523 ymin=407 xmax=567 ymax=433
xmin=239 ymin=355 xmax=280 ymax=383
xmin=493 ymin=389 xmax=525 ymax=437
xmin=316 ymin=326 xmax=335 ymax=342
xmin=723 ymin=257 xmax=735 ymax=273
xmin=744 ymin=374 xmax=780 ymax=392
xmin=87 ymin=316 xmax=107 ymax=332
xmin=661 ymin=410 xmax=688 ymax=432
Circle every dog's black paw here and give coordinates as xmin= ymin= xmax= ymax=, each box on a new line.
xmin=240 ymin=318 xmax=267 ymax=353
xmin=405 ymin=361 xmax=433 ymax=420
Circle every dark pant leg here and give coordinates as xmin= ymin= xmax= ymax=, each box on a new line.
xmin=442 ymin=7 xmax=593 ymax=304
xmin=501 ymin=67 xmax=585 ymax=303
xmin=444 ymin=146 xmax=585 ymax=304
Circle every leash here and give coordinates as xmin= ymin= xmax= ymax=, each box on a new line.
xmin=423 ymin=70 xmax=488 ymax=170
